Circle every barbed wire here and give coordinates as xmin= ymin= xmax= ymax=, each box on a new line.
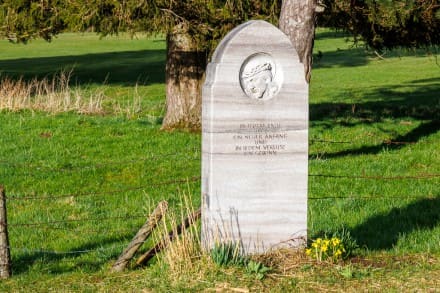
xmin=1 ymin=163 xmax=438 ymax=260
xmin=8 ymin=243 xmax=130 ymax=256
xmin=8 ymin=196 xmax=438 ymax=228
xmin=6 ymin=176 xmax=201 ymax=201
xmin=8 ymin=225 xmax=142 ymax=234
xmin=6 ymin=193 xmax=437 ymax=229
xmin=4 ymin=172 xmax=439 ymax=203
xmin=8 ymin=214 xmax=146 ymax=227
xmin=310 ymin=139 xmax=418 ymax=145
xmin=2 ymin=233 xmax=157 ymax=257
xmin=0 ymin=136 xmax=428 ymax=171
xmin=2 ymin=243 xmax=439 ymax=262
xmin=0 ymin=149 xmax=200 ymax=172
xmin=309 ymin=194 xmax=438 ymax=200
xmin=309 ymin=173 xmax=440 ymax=180
xmin=310 ymin=139 xmax=351 ymax=144
xmin=1 ymin=196 xmax=437 ymax=266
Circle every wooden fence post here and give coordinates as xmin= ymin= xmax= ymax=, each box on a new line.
xmin=0 ymin=186 xmax=11 ymax=279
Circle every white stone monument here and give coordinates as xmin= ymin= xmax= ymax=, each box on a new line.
xmin=202 ymin=20 xmax=308 ymax=254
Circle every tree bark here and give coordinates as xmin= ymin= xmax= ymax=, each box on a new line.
xmin=279 ymin=0 xmax=317 ymax=83
xmin=161 ymin=24 xmax=207 ymax=131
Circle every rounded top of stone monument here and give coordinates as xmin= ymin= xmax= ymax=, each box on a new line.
xmin=211 ymin=20 xmax=299 ymax=63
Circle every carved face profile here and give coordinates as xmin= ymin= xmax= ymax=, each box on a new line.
xmin=242 ymin=63 xmax=277 ymax=99
xmin=239 ymin=53 xmax=281 ymax=100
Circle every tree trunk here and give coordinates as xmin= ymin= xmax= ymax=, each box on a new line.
xmin=161 ymin=24 xmax=207 ymax=131
xmin=279 ymin=0 xmax=317 ymax=83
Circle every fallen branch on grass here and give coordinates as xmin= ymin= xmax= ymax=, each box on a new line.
xmin=136 ymin=208 xmax=201 ymax=266
xmin=111 ymin=201 xmax=168 ymax=272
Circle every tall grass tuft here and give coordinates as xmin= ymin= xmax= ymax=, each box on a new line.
xmin=154 ymin=192 xmax=204 ymax=281
xmin=113 ymin=84 xmax=143 ymax=118
xmin=0 ymin=71 xmax=105 ymax=114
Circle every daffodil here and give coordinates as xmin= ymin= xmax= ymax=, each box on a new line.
xmin=307 ymin=236 xmax=346 ymax=262
xmin=331 ymin=237 xmax=340 ymax=246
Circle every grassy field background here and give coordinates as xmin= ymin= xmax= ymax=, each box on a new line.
xmin=0 ymin=29 xmax=439 ymax=291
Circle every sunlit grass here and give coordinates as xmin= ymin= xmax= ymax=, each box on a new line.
xmin=0 ymin=29 xmax=438 ymax=291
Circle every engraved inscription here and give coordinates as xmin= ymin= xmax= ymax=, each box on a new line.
xmin=233 ymin=123 xmax=288 ymax=156
xmin=239 ymin=53 xmax=282 ymax=100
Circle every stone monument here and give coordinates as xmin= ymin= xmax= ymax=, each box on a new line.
xmin=202 ymin=20 xmax=308 ymax=254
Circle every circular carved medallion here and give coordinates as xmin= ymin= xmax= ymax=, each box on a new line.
xmin=239 ymin=53 xmax=282 ymax=100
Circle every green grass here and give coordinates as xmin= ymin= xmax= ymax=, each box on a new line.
xmin=0 ymin=33 xmax=165 ymax=83
xmin=0 ymin=33 xmax=167 ymax=114
xmin=0 ymin=29 xmax=439 ymax=291
xmin=309 ymin=29 xmax=439 ymax=256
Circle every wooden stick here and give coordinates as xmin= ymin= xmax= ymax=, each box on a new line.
xmin=111 ymin=201 xmax=168 ymax=272
xmin=136 ymin=208 xmax=201 ymax=266
xmin=0 ymin=186 xmax=11 ymax=279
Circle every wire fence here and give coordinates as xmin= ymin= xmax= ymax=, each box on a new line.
xmin=0 ymin=136 xmax=438 ymax=272
xmin=0 ymin=150 xmax=201 ymax=174
xmin=310 ymin=138 xmax=418 ymax=145
xmin=0 ymin=147 xmax=204 ymax=271
xmin=6 ymin=177 xmax=201 ymax=201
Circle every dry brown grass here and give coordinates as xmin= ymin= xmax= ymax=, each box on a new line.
xmin=8 ymin=253 xmax=434 ymax=292
xmin=109 ymin=192 xmax=440 ymax=291
xmin=132 ymin=198 xmax=440 ymax=292
xmin=154 ymin=193 xmax=205 ymax=281
xmin=0 ymin=71 xmax=106 ymax=114
xmin=112 ymin=84 xmax=143 ymax=118
xmin=250 ymin=250 xmax=440 ymax=292
xmin=254 ymin=248 xmax=313 ymax=274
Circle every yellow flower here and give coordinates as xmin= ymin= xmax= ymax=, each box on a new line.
xmin=308 ymin=237 xmax=347 ymax=262
xmin=331 ymin=237 xmax=341 ymax=246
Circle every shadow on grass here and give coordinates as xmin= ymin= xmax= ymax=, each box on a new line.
xmin=11 ymin=234 xmax=133 ymax=275
xmin=349 ymin=197 xmax=440 ymax=250
xmin=313 ymin=46 xmax=370 ymax=68
xmin=313 ymin=27 xmax=368 ymax=68
xmin=311 ymin=77 xmax=440 ymax=122
xmin=315 ymin=29 xmax=352 ymax=40
xmin=310 ymin=77 xmax=440 ymax=158
xmin=0 ymin=49 xmax=166 ymax=86
xmin=313 ymin=29 xmax=438 ymax=68
xmin=319 ymin=120 xmax=439 ymax=159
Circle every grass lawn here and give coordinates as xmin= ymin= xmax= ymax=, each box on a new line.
xmin=0 ymin=29 xmax=439 ymax=291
